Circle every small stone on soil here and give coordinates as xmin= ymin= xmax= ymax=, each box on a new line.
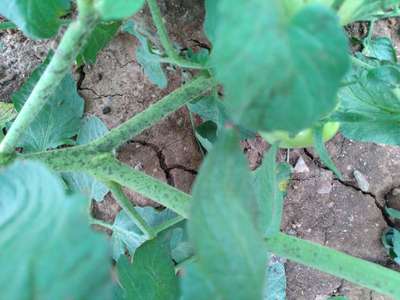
xmin=353 ymin=170 xmax=369 ymax=192
xmin=294 ymin=156 xmax=310 ymax=173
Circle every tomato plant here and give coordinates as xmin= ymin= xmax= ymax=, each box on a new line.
xmin=1 ymin=0 xmax=400 ymax=299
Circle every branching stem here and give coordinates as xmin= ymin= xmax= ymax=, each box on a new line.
xmin=146 ymin=0 xmax=204 ymax=69
xmin=0 ymin=5 xmax=99 ymax=154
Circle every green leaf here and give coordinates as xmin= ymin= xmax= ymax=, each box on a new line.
xmin=111 ymin=207 xmax=176 ymax=260
xmin=337 ymin=0 xmax=400 ymax=24
xmin=116 ymin=238 xmax=179 ymax=300
xmin=122 ymin=20 xmax=168 ymax=88
xmin=0 ymin=0 xmax=70 ymax=39
xmin=0 ymin=102 xmax=17 ymax=128
xmin=12 ymin=54 xmax=84 ymax=152
xmin=169 ymin=227 xmax=194 ymax=264
xmin=210 ymin=2 xmax=349 ymax=134
xmin=95 ymin=0 xmax=145 ymax=21
xmin=333 ymin=65 xmax=400 ymax=145
xmin=77 ymin=21 xmax=121 ymax=65
xmin=328 ymin=297 xmax=349 ymax=300
xmin=264 ymin=256 xmax=286 ymax=300
xmin=63 ymin=116 xmax=109 ymax=202
xmin=180 ymin=262 xmax=219 ymax=300
xmin=363 ymin=37 xmax=397 ymax=63
xmin=313 ymin=125 xmax=342 ymax=178
xmin=385 ymin=207 xmax=400 ymax=219
xmin=188 ymin=129 xmax=268 ymax=300
xmin=0 ymin=160 xmax=111 ymax=299
xmin=195 ymin=120 xmax=218 ymax=151
xmin=204 ymin=0 xmax=218 ymax=42
xmin=253 ymin=145 xmax=292 ymax=236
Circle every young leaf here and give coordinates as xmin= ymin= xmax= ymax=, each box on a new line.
xmin=12 ymin=54 xmax=84 ymax=152
xmin=63 ymin=116 xmax=109 ymax=202
xmin=188 ymin=129 xmax=268 ymax=300
xmin=0 ymin=161 xmax=111 ymax=299
xmin=95 ymin=0 xmax=145 ymax=21
xmin=313 ymin=125 xmax=342 ymax=178
xmin=116 ymin=238 xmax=179 ymax=300
xmin=264 ymin=255 xmax=286 ymax=300
xmin=0 ymin=0 xmax=70 ymax=39
xmin=111 ymin=207 xmax=177 ymax=260
xmin=210 ymin=1 xmax=349 ymax=134
xmin=0 ymin=102 xmax=17 ymax=126
xmin=253 ymin=145 xmax=292 ymax=236
xmin=337 ymin=0 xmax=400 ymax=25
xmin=77 ymin=21 xmax=121 ymax=65
xmin=333 ymin=65 xmax=400 ymax=145
xmin=122 ymin=20 xmax=168 ymax=88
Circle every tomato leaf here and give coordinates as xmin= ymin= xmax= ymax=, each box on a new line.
xmin=0 ymin=0 xmax=70 ymax=39
xmin=111 ymin=207 xmax=176 ymax=260
xmin=188 ymin=129 xmax=267 ymax=300
xmin=253 ymin=145 xmax=292 ymax=236
xmin=95 ymin=0 xmax=145 ymax=21
xmin=0 ymin=161 xmax=112 ymax=299
xmin=116 ymin=238 xmax=179 ymax=300
xmin=12 ymin=54 xmax=84 ymax=152
xmin=77 ymin=21 xmax=121 ymax=65
xmin=210 ymin=2 xmax=349 ymax=134
xmin=63 ymin=116 xmax=109 ymax=202
xmin=363 ymin=37 xmax=397 ymax=63
xmin=122 ymin=20 xmax=168 ymax=88
xmin=333 ymin=65 xmax=400 ymax=145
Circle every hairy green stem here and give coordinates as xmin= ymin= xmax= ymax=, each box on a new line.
xmin=91 ymin=75 xmax=214 ymax=151
xmin=0 ymin=21 xmax=17 ymax=30
xmin=146 ymin=0 xmax=204 ymax=69
xmin=20 ymin=75 xmax=213 ymax=167
xmin=0 ymin=6 xmax=99 ymax=154
xmin=89 ymin=156 xmax=191 ymax=218
xmin=154 ymin=215 xmax=185 ymax=234
xmin=106 ymin=181 xmax=156 ymax=238
xmin=351 ymin=56 xmax=374 ymax=70
xmin=265 ymin=233 xmax=400 ymax=299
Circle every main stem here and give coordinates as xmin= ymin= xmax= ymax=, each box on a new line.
xmin=0 ymin=6 xmax=99 ymax=154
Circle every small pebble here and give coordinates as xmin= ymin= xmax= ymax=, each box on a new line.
xmin=294 ymin=156 xmax=309 ymax=173
xmin=102 ymin=106 xmax=111 ymax=114
xmin=353 ymin=170 xmax=369 ymax=192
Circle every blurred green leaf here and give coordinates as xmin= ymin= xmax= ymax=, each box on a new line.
xmin=95 ymin=0 xmax=145 ymax=21
xmin=117 ymin=238 xmax=179 ymax=300
xmin=63 ymin=116 xmax=109 ymax=202
xmin=188 ymin=129 xmax=267 ymax=300
xmin=0 ymin=161 xmax=111 ymax=299
xmin=122 ymin=20 xmax=168 ymax=88
xmin=77 ymin=21 xmax=121 ymax=65
xmin=0 ymin=0 xmax=70 ymax=39
xmin=12 ymin=54 xmax=84 ymax=152
xmin=382 ymin=228 xmax=400 ymax=265
xmin=253 ymin=145 xmax=292 ymax=236
xmin=210 ymin=1 xmax=349 ymax=134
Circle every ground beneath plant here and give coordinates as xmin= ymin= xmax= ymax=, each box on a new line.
xmin=1 ymin=2 xmax=400 ymax=299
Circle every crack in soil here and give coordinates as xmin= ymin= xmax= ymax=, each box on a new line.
xmin=302 ymin=148 xmax=393 ymax=228
xmin=127 ymin=139 xmax=175 ymax=186
xmin=126 ymin=139 xmax=198 ymax=187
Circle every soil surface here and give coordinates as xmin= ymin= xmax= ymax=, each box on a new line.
xmin=1 ymin=2 xmax=400 ymax=299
